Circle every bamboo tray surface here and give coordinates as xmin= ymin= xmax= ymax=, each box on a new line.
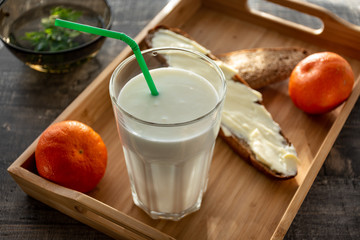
xmin=8 ymin=0 xmax=360 ymax=239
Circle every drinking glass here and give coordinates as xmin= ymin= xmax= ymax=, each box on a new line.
xmin=109 ymin=47 xmax=226 ymax=220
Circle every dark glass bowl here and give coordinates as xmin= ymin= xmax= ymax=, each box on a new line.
xmin=0 ymin=0 xmax=112 ymax=73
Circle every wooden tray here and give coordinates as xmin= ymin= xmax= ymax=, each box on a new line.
xmin=8 ymin=0 xmax=360 ymax=239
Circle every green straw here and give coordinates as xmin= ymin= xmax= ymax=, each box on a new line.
xmin=54 ymin=19 xmax=159 ymax=96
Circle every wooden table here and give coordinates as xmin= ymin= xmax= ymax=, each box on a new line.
xmin=1 ymin=0 xmax=359 ymax=239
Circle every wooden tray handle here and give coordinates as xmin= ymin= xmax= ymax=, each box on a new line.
xmin=205 ymin=0 xmax=360 ymax=57
xmin=72 ymin=194 xmax=175 ymax=240
xmin=264 ymin=0 xmax=360 ymax=38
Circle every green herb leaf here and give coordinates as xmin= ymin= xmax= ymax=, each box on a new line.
xmin=23 ymin=6 xmax=83 ymax=52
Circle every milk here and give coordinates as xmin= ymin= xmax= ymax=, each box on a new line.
xmin=116 ymin=67 xmax=220 ymax=216
xmin=118 ymin=67 xmax=218 ymax=124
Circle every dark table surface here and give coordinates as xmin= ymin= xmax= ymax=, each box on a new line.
xmin=1 ymin=0 xmax=359 ymax=239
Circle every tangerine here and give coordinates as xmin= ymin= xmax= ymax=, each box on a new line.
xmin=289 ymin=52 xmax=354 ymax=114
xmin=35 ymin=120 xmax=107 ymax=193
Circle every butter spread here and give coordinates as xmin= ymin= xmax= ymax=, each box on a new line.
xmin=152 ymin=29 xmax=210 ymax=55
xmin=151 ymin=28 xmax=298 ymax=176
xmin=221 ymin=73 xmax=298 ymax=176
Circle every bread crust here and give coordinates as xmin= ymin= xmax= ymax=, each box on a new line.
xmin=144 ymin=25 xmax=297 ymax=179
xmin=217 ymin=47 xmax=309 ymax=89
xmin=219 ymin=127 xmax=295 ymax=180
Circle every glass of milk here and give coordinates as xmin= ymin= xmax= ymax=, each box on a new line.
xmin=109 ymin=47 xmax=226 ymax=220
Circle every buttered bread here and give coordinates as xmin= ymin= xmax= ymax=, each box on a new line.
xmin=145 ymin=26 xmax=299 ymax=179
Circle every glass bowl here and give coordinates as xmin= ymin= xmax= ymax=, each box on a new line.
xmin=0 ymin=0 xmax=112 ymax=73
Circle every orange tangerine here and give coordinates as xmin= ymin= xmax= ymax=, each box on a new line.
xmin=35 ymin=120 xmax=107 ymax=193
xmin=289 ymin=52 xmax=354 ymax=114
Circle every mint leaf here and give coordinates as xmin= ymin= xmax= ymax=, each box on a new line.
xmin=23 ymin=6 xmax=83 ymax=52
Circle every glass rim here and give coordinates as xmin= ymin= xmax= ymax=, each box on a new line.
xmin=109 ymin=47 xmax=227 ymax=127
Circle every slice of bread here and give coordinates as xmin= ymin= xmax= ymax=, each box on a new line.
xmin=217 ymin=47 xmax=309 ymax=89
xmin=144 ymin=26 xmax=299 ymax=179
